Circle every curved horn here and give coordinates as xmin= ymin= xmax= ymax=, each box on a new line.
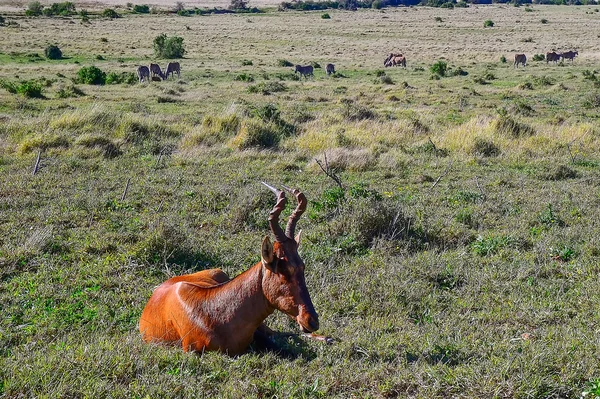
xmin=282 ymin=185 xmax=307 ymax=239
xmin=262 ymin=182 xmax=288 ymax=243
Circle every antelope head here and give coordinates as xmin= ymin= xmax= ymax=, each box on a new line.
xmin=260 ymin=182 xmax=319 ymax=333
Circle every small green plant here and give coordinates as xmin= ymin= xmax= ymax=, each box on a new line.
xmin=537 ymin=203 xmax=564 ymax=227
xmin=133 ymin=4 xmax=150 ymax=13
xmin=500 ymin=55 xmax=507 ymax=63
xmin=551 ymin=245 xmax=576 ymax=262
xmin=321 ymin=12 xmax=331 ymax=18
xmin=483 ymin=19 xmax=494 ymax=27
xmin=56 ymin=84 xmax=85 ymax=98
xmin=76 ymin=66 xmax=106 ymax=85
xmin=241 ymin=59 xmax=253 ymax=66
xmin=102 ymin=8 xmax=119 ymax=18
xmin=80 ymin=9 xmax=89 ymax=22
xmin=471 ymin=137 xmax=500 ymax=157
xmin=1 ymin=79 xmax=44 ymax=98
xmin=581 ymin=379 xmax=600 ymax=398
xmin=430 ymin=60 xmax=448 ymax=77
xmin=234 ymin=73 xmax=254 ymax=82
xmin=472 ymin=234 xmax=512 ymax=256
xmin=434 ymin=16 xmax=443 ymax=22
xmin=45 ymin=45 xmax=62 ymax=60
xmin=153 ymin=34 xmax=186 ymax=58
xmin=540 ymin=18 xmax=548 ymax=24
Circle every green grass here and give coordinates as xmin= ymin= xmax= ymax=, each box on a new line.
xmin=1 ymin=4 xmax=600 ymax=398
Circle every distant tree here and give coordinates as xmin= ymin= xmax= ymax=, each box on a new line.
xmin=45 ymin=45 xmax=62 ymax=60
xmin=153 ymin=34 xmax=186 ymax=58
xmin=25 ymin=1 xmax=43 ymax=16
xmin=229 ymin=0 xmax=249 ymax=9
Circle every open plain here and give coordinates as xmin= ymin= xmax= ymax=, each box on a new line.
xmin=1 ymin=4 xmax=600 ymax=398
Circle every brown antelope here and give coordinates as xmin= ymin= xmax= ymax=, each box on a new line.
xmin=139 ymin=183 xmax=325 ymax=355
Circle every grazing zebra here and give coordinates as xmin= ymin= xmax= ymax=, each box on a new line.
xmin=294 ymin=64 xmax=314 ymax=78
xmin=137 ymin=65 xmax=150 ymax=82
xmin=326 ymin=63 xmax=335 ymax=75
xmin=546 ymin=51 xmax=560 ymax=64
xmin=560 ymin=50 xmax=578 ymax=62
xmin=514 ymin=53 xmax=527 ymax=68
xmin=164 ymin=62 xmax=181 ymax=79
xmin=150 ymin=63 xmax=165 ymax=80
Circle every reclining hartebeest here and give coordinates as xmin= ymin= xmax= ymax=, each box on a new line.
xmin=139 ymin=183 xmax=327 ymax=355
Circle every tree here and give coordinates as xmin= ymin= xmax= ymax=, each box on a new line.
xmin=153 ymin=34 xmax=186 ymax=58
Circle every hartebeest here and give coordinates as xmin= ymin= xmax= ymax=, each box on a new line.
xmin=139 ymin=183 xmax=322 ymax=355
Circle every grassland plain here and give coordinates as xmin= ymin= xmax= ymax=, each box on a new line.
xmin=2 ymin=4 xmax=600 ymax=398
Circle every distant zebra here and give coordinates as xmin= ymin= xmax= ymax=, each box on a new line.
xmin=164 ymin=62 xmax=181 ymax=79
xmin=150 ymin=63 xmax=165 ymax=80
xmin=546 ymin=51 xmax=560 ymax=64
xmin=560 ymin=50 xmax=578 ymax=62
xmin=294 ymin=64 xmax=314 ymax=78
xmin=514 ymin=53 xmax=527 ymax=68
xmin=326 ymin=63 xmax=336 ymax=75
xmin=137 ymin=65 xmax=150 ymax=82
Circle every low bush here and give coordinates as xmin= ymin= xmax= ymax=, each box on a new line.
xmin=277 ymin=59 xmax=293 ymax=67
xmin=470 ymin=137 xmax=500 ymax=157
xmin=77 ymin=66 xmax=106 ymax=85
xmin=25 ymin=1 xmax=43 ymax=16
xmin=241 ymin=59 xmax=253 ymax=66
xmin=102 ymin=8 xmax=119 ymax=18
xmin=106 ymin=71 xmax=137 ymax=85
xmin=532 ymin=54 xmax=545 ymax=61
xmin=483 ymin=19 xmax=494 ymax=27
xmin=229 ymin=118 xmax=282 ymax=149
xmin=247 ymin=81 xmax=287 ymax=95
xmin=56 ymin=84 xmax=85 ymax=98
xmin=321 ymin=12 xmax=331 ymax=18
xmin=45 ymin=45 xmax=62 ymax=60
xmin=153 ymin=34 xmax=186 ymax=59
xmin=133 ymin=4 xmax=150 ymax=13
xmin=493 ymin=115 xmax=534 ymax=138
xmin=1 ymin=79 xmax=44 ymax=98
xmin=340 ymin=98 xmax=376 ymax=121
xmin=430 ymin=60 xmax=448 ymax=77
xmin=234 ymin=73 xmax=254 ymax=82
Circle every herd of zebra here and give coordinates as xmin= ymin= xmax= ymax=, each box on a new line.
xmin=136 ymin=61 xmax=181 ymax=82
xmin=513 ymin=50 xmax=578 ymax=68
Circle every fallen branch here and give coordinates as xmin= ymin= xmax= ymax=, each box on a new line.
xmin=431 ymin=161 xmax=453 ymax=189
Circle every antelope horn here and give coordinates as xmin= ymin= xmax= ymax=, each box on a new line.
xmin=262 ymin=182 xmax=288 ymax=243
xmin=281 ymin=184 xmax=307 ymax=239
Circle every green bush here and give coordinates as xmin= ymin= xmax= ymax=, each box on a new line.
xmin=102 ymin=8 xmax=119 ymax=18
xmin=234 ymin=73 xmax=254 ymax=82
xmin=321 ymin=12 xmax=331 ymax=18
xmin=500 ymin=55 xmax=507 ymax=63
xmin=45 ymin=45 xmax=62 ymax=60
xmin=277 ymin=59 xmax=293 ymax=67
xmin=430 ymin=60 xmax=448 ymax=77
xmin=77 ymin=66 xmax=106 ymax=85
xmin=230 ymin=119 xmax=282 ymax=149
xmin=532 ymin=53 xmax=545 ymax=61
xmin=56 ymin=84 xmax=85 ymax=98
xmin=483 ymin=19 xmax=494 ymax=27
xmin=1 ymin=79 xmax=44 ymax=98
xmin=153 ymin=34 xmax=186 ymax=59
xmin=540 ymin=18 xmax=548 ymax=23
xmin=25 ymin=1 xmax=43 ymax=16
xmin=241 ymin=59 xmax=253 ymax=66
xmin=106 ymin=71 xmax=137 ymax=85
xmin=133 ymin=4 xmax=150 ymax=13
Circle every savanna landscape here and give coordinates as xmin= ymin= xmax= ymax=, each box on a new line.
xmin=1 ymin=2 xmax=600 ymax=397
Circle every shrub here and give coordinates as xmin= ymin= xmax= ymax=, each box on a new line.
xmin=45 ymin=45 xmax=62 ymax=60
xmin=380 ymin=74 xmax=394 ymax=85
xmin=472 ymin=235 xmax=513 ymax=256
xmin=133 ymin=4 xmax=150 ymax=12
xmin=277 ymin=59 xmax=293 ymax=67
xmin=340 ymin=98 xmax=376 ymax=121
xmin=434 ymin=16 xmax=443 ymax=22
xmin=493 ymin=115 xmax=534 ymax=138
xmin=234 ymin=73 xmax=254 ymax=82
xmin=430 ymin=60 xmax=448 ymax=77
xmin=56 ymin=84 xmax=85 ymax=98
xmin=153 ymin=34 xmax=186 ymax=59
xmin=102 ymin=8 xmax=119 ymax=18
xmin=471 ymin=137 xmax=500 ymax=157
xmin=80 ymin=9 xmax=89 ymax=22
xmin=229 ymin=119 xmax=282 ymax=149
xmin=77 ymin=66 xmax=106 ymax=85
xmin=500 ymin=55 xmax=507 ymax=63
xmin=321 ymin=12 xmax=331 ymax=18
xmin=241 ymin=59 xmax=253 ymax=66
xmin=229 ymin=0 xmax=249 ymax=9
xmin=541 ymin=164 xmax=579 ymax=181
xmin=532 ymin=54 xmax=545 ymax=61
xmin=540 ymin=18 xmax=548 ymax=23
xmin=247 ymin=81 xmax=287 ymax=95
xmin=106 ymin=71 xmax=137 ymax=84
xmin=1 ymin=79 xmax=44 ymax=98
xmin=25 ymin=1 xmax=43 ymax=16
xmin=483 ymin=19 xmax=494 ymax=27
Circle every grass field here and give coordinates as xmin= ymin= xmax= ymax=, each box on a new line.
xmin=2 ymin=4 xmax=600 ymax=398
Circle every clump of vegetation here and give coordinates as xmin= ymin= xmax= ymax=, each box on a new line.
xmin=229 ymin=118 xmax=282 ymax=149
xmin=540 ymin=18 xmax=548 ymax=24
xmin=102 ymin=8 xmax=119 ymax=18
xmin=153 ymin=34 xmax=186 ymax=59
xmin=229 ymin=0 xmax=249 ymax=10
xmin=540 ymin=164 xmax=579 ymax=181
xmin=247 ymin=81 xmax=287 ymax=95
xmin=241 ymin=59 xmax=253 ymax=66
xmin=434 ymin=16 xmax=443 ymax=22
xmin=583 ymin=92 xmax=600 ymax=108
xmin=56 ymin=84 xmax=85 ymax=98
xmin=483 ymin=19 xmax=494 ymax=27
xmin=76 ymin=66 xmax=106 ymax=85
xmin=106 ymin=72 xmax=137 ymax=85
xmin=551 ymin=245 xmax=576 ymax=262
xmin=277 ymin=59 xmax=293 ymax=67
xmin=472 ymin=234 xmax=513 ymax=256
xmin=234 ymin=73 xmax=254 ymax=82
xmin=500 ymin=55 xmax=507 ymax=63
xmin=0 ymin=79 xmax=44 ymax=98
xmin=532 ymin=54 xmax=545 ymax=61
xmin=133 ymin=4 xmax=150 ymax=13
xmin=493 ymin=114 xmax=534 ymax=138
xmin=45 ymin=45 xmax=62 ymax=60
xmin=380 ymin=74 xmax=394 ymax=84
xmin=25 ymin=1 xmax=43 ymax=16
xmin=321 ymin=12 xmax=331 ymax=18
xmin=340 ymin=98 xmax=376 ymax=121
xmin=430 ymin=60 xmax=448 ymax=77
xmin=470 ymin=137 xmax=500 ymax=157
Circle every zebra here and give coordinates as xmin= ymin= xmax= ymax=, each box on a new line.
xmin=294 ymin=64 xmax=313 ymax=79
xmin=150 ymin=63 xmax=165 ymax=80
xmin=326 ymin=63 xmax=336 ymax=75
xmin=164 ymin=62 xmax=181 ymax=79
xmin=137 ymin=65 xmax=150 ymax=82
xmin=514 ymin=53 xmax=527 ymax=68
xmin=560 ymin=50 xmax=578 ymax=62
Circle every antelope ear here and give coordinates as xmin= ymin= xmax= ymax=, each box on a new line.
xmin=295 ymin=229 xmax=302 ymax=247
xmin=261 ymin=236 xmax=275 ymax=271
